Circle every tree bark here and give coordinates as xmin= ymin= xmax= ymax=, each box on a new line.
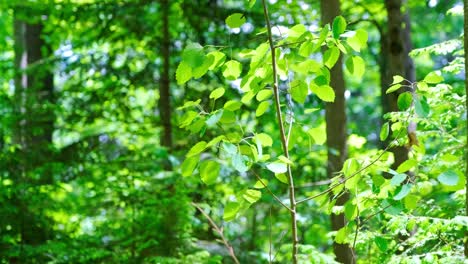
xmin=320 ymin=0 xmax=354 ymax=263
xmin=159 ymin=0 xmax=173 ymax=152
xmin=12 ymin=9 xmax=54 ymax=261
xmin=384 ymin=0 xmax=415 ymax=170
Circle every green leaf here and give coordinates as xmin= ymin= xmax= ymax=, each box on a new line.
xmin=437 ymin=170 xmax=459 ymax=186
xmin=193 ymin=55 xmax=214 ymax=78
xmin=253 ymin=179 xmax=268 ymax=189
xmin=386 ymin=83 xmax=401 ymax=94
xmin=177 ymin=99 xmax=201 ymax=110
xmin=290 ymin=79 xmax=308 ymax=104
xmin=305 ymin=108 xmax=320 ymax=114
xmin=207 ymin=51 xmax=226 ymax=70
xmin=287 ymin=24 xmax=307 ymax=41
xmin=176 ymin=61 xmax=192 ymax=85
xmin=266 ymin=162 xmax=287 ymax=174
xmin=392 ymin=75 xmax=405 ymax=84
xmin=390 ymin=173 xmax=407 ymax=186
xmin=314 ymin=26 xmax=329 ymax=51
xmin=374 ymin=237 xmax=388 ymax=251
xmin=209 ymin=87 xmax=225 ymax=100
xmin=423 ymin=72 xmax=444 ymax=84
xmin=225 ymin=13 xmax=246 ymax=28
xmin=206 ymin=135 xmax=225 ymax=148
xmin=254 ymin=133 xmax=273 ymax=147
xmin=397 ymin=92 xmax=412 ymax=111
xmin=355 ymin=29 xmax=368 ymax=47
xmin=224 ymin=100 xmax=242 ymax=111
xmin=206 ymin=110 xmax=223 ymax=127
xmin=394 ymin=184 xmax=412 ymax=200
xmin=343 ymin=158 xmax=359 ymax=177
xmin=182 ymin=42 xmax=205 ymax=68
xmin=307 ymin=126 xmax=326 ymax=145
xmin=335 ymin=226 xmax=348 ymax=244
xmin=278 ymin=155 xmax=293 ymax=165
xmin=256 ymin=89 xmax=273 ymax=101
xmin=310 ymin=83 xmax=335 ymax=102
xmin=345 ymin=56 xmax=365 ymax=78
xmin=344 ymin=202 xmax=357 ymax=220
xmin=181 ymin=156 xmax=199 ymax=177
xmin=275 ymin=173 xmax=289 ymax=184
xmin=248 ymin=0 xmax=256 ymax=8
xmin=243 ymin=189 xmax=261 ymax=203
xmin=223 ymin=202 xmax=240 ymax=221
xmin=380 ymin=122 xmax=389 ymax=141
xmin=414 ymin=95 xmax=430 ymax=117
xmin=222 ymin=60 xmax=242 ymax=80
xmin=332 ymin=16 xmax=346 ymax=39
xmin=199 ymin=160 xmax=220 ymax=185
xmin=232 ymin=153 xmax=249 ymax=172
xmin=187 ymin=141 xmax=207 ymax=157
xmin=396 ymin=159 xmax=417 ymax=173
xmin=323 ymin=47 xmax=340 ymax=68
xmin=256 ymin=101 xmax=270 ymax=116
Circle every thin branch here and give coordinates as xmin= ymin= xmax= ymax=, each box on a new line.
xmin=295 ymin=179 xmax=331 ymax=188
xmin=261 ymin=0 xmax=299 ymax=262
xmin=252 ymin=171 xmax=292 ymax=212
xmin=191 ymin=203 xmax=240 ymax=264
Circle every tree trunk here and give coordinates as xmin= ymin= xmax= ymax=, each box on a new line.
xmin=159 ymin=0 xmax=173 ymax=153
xmin=12 ymin=9 xmax=54 ymax=261
xmin=320 ymin=0 xmax=354 ymax=263
xmin=384 ymin=0 xmax=415 ymax=170
xmin=463 ymin=0 xmax=468 ymax=257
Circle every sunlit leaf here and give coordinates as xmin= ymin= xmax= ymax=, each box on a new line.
xmin=393 ymin=184 xmax=412 ymax=200
xmin=199 ymin=160 xmax=220 ymax=185
xmin=222 ymin=60 xmax=242 ymax=80
xmin=437 ymin=170 xmax=459 ymax=186
xmin=380 ymin=122 xmax=389 ymax=141
xmin=223 ymin=202 xmax=240 ymax=221
xmin=266 ymin=162 xmax=287 ymax=174
xmin=181 ymin=156 xmax=199 ymax=177
xmin=290 ymin=79 xmax=308 ymax=104
xmin=397 ymin=92 xmax=412 ymax=111
xmin=256 ymin=101 xmax=270 ymax=116
xmin=226 ymin=13 xmax=246 ymax=28
xmin=209 ymin=87 xmax=225 ymax=100
xmin=396 ymin=159 xmax=417 ymax=173
xmin=323 ymin=46 xmax=340 ymax=68
xmin=176 ymin=61 xmax=192 ymax=85
xmin=332 ymin=16 xmax=346 ymax=39
xmin=310 ymin=83 xmax=335 ymax=102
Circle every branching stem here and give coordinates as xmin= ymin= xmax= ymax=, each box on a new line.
xmin=261 ymin=0 xmax=299 ymax=262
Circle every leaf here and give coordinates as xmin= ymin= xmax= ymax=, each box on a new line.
xmin=187 ymin=141 xmax=207 ymax=157
xmin=205 ymin=110 xmax=223 ymax=127
xmin=223 ymin=202 xmax=240 ymax=221
xmin=222 ymin=60 xmax=242 ymax=80
xmin=256 ymin=101 xmax=270 ymax=116
xmin=307 ymin=127 xmax=326 ymax=145
xmin=396 ymin=159 xmax=417 ymax=173
xmin=437 ymin=170 xmax=459 ymax=186
xmin=380 ymin=122 xmax=389 ymax=141
xmin=355 ymin=29 xmax=368 ymax=47
xmin=323 ymin=47 xmax=340 ymax=68
xmin=290 ymin=79 xmax=308 ymax=104
xmin=332 ymin=16 xmax=346 ymax=39
xmin=343 ymin=158 xmax=359 ymax=177
xmin=335 ymin=226 xmax=348 ymax=244
xmin=256 ymin=89 xmax=273 ymax=101
xmin=314 ymin=26 xmax=329 ymax=51
xmin=207 ymin=51 xmax=226 ymax=70
xmin=394 ymin=184 xmax=412 ymax=200
xmin=386 ymin=84 xmax=402 ymax=94
xmin=423 ymin=72 xmax=444 ymax=84
xmin=275 ymin=173 xmax=289 ymax=184
xmin=181 ymin=156 xmax=199 ymax=177
xmin=209 ymin=87 xmax=225 ymax=100
xmin=254 ymin=133 xmax=273 ymax=147
xmin=176 ymin=61 xmax=192 ymax=85
xmin=248 ymin=0 xmax=256 ymax=8
xmin=225 ymin=13 xmax=246 ymax=28
xmin=278 ymin=155 xmax=293 ymax=165
xmin=392 ymin=75 xmax=405 ymax=84
xmin=182 ymin=42 xmax=205 ymax=68
xmin=177 ymin=99 xmax=201 ymax=110
xmin=305 ymin=108 xmax=320 ymax=114
xmin=232 ymin=153 xmax=249 ymax=172
xmin=345 ymin=56 xmax=365 ymax=78
xmin=266 ymin=162 xmax=287 ymax=174
xmin=224 ymin=100 xmax=242 ymax=111
xmin=397 ymin=92 xmax=412 ymax=111
xmin=374 ymin=237 xmax=388 ymax=251
xmin=254 ymin=179 xmax=268 ymax=189
xmin=414 ymin=95 xmax=430 ymax=117
xmin=206 ymin=135 xmax=225 ymax=148
xmin=199 ymin=160 xmax=220 ymax=185
xmin=390 ymin=173 xmax=407 ymax=186
xmin=243 ymin=189 xmax=261 ymax=204
xmin=310 ymin=83 xmax=335 ymax=102
xmin=344 ymin=202 xmax=357 ymax=220
xmin=193 ymin=55 xmax=214 ymax=78
xmin=287 ymin=24 xmax=307 ymax=41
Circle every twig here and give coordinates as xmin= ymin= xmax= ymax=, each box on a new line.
xmin=191 ymin=203 xmax=240 ymax=264
xmin=261 ymin=0 xmax=299 ymax=262
xmin=252 ymin=171 xmax=292 ymax=212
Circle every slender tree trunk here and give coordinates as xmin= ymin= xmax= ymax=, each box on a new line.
xmin=463 ymin=0 xmax=468 ymax=257
xmin=159 ymin=0 xmax=173 ymax=153
xmin=320 ymin=1 xmax=354 ymax=263
xmin=13 ymin=9 xmax=54 ymax=261
xmin=384 ymin=0 xmax=415 ymax=170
